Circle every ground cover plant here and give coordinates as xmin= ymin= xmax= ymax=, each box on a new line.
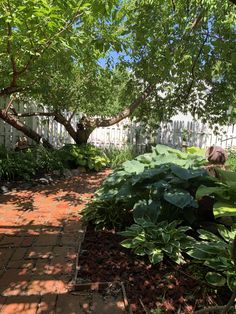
xmin=83 ymin=144 xmax=236 ymax=313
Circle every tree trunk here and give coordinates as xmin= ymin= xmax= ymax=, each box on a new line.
xmin=75 ymin=127 xmax=94 ymax=144
xmin=0 ymin=109 xmax=53 ymax=148
xmin=54 ymin=112 xmax=94 ymax=145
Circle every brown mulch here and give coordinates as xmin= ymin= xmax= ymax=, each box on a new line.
xmin=77 ymin=226 xmax=228 ymax=314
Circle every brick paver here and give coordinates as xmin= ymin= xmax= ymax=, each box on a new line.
xmin=0 ymin=171 xmax=108 ymax=314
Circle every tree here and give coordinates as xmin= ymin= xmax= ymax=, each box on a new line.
xmin=0 ymin=0 xmax=121 ymax=146
xmin=1 ymin=0 xmax=236 ymax=146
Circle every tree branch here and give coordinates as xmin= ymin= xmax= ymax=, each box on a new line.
xmin=1 ymin=9 xmax=82 ymax=97
xmin=7 ymin=22 xmax=18 ymax=87
xmin=0 ymin=86 xmax=23 ymax=97
xmin=16 ymin=10 xmax=82 ymax=77
xmin=54 ymin=111 xmax=78 ymax=141
xmin=4 ymin=96 xmax=16 ymax=114
xmin=180 ymin=30 xmax=210 ymax=105
xmin=68 ymin=108 xmax=78 ymax=123
xmin=0 ymin=109 xmax=53 ymax=148
xmin=94 ymin=84 xmax=155 ymax=127
xmin=10 ymin=112 xmax=56 ymax=117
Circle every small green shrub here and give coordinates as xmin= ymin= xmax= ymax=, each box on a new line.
xmin=119 ymin=219 xmax=195 ymax=264
xmin=58 ymin=144 xmax=109 ymax=171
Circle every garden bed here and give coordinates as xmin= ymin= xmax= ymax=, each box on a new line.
xmin=76 ymin=225 xmax=227 ymax=314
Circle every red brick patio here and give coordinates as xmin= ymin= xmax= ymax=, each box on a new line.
xmin=0 ymin=171 xmax=107 ymax=314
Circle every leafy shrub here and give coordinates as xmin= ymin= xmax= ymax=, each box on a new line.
xmin=103 ymin=145 xmax=137 ymax=168
xmin=83 ymin=144 xmax=212 ymax=229
xmin=0 ymin=146 xmax=64 ymax=181
xmin=58 ymin=144 xmax=109 ymax=171
xmin=188 ymin=224 xmax=236 ymax=290
xmin=119 ymin=219 xmax=195 ymax=264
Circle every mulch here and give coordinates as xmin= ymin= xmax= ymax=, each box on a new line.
xmin=77 ymin=225 xmax=229 ymax=314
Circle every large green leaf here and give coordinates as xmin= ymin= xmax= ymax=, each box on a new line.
xmin=133 ymin=199 xmax=161 ymax=223
xmin=120 ymin=239 xmax=135 ymax=249
xmin=213 ymin=202 xmax=236 ymax=218
xmin=216 ymin=169 xmax=236 ymax=183
xmin=153 ymin=145 xmax=183 ymax=156
xmin=170 ymin=165 xmax=207 ymax=180
xmin=164 ymin=190 xmax=197 ymax=209
xmin=188 ymin=246 xmax=218 ymax=260
xmin=227 ymin=273 xmax=236 ymax=291
xmin=131 ymin=167 xmax=167 ymax=186
xmin=196 ymin=185 xmax=229 ymax=200
xmin=123 ymin=160 xmax=145 ymax=174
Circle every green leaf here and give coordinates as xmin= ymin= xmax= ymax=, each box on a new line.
xmin=123 ymin=160 xmax=145 ymax=174
xmin=120 ymin=239 xmax=134 ymax=249
xmin=133 ymin=199 xmax=161 ymax=223
xmin=150 ymin=249 xmax=163 ymax=264
xmin=216 ymin=169 xmax=236 ymax=184
xmin=196 ymin=185 xmax=229 ymax=200
xmin=217 ymin=224 xmax=236 ymax=242
xmin=188 ymin=247 xmax=217 ymax=260
xmin=164 ymin=190 xmax=197 ymax=209
xmin=231 ymin=52 xmax=236 ymax=65
xmin=213 ymin=202 xmax=236 ymax=218
xmin=206 ymin=272 xmax=226 ymax=287
xmin=198 ymin=229 xmax=222 ymax=242
xmin=227 ymin=273 xmax=236 ymax=291
xmin=171 ymin=165 xmax=206 ymax=180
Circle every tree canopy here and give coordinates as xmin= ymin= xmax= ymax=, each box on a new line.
xmin=0 ymin=0 xmax=236 ymax=145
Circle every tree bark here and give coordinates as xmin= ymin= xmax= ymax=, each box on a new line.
xmin=0 ymin=109 xmax=53 ymax=148
xmin=54 ymin=112 xmax=94 ymax=144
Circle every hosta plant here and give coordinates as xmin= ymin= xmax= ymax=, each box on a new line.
xmin=188 ymin=224 xmax=236 ymax=290
xmin=83 ymin=144 xmax=216 ymax=229
xmin=119 ymin=219 xmax=195 ymax=264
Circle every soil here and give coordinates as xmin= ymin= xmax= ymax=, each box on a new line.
xmin=77 ymin=226 xmax=228 ymax=314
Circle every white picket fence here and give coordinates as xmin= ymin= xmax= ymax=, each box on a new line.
xmin=156 ymin=119 xmax=236 ymax=149
xmin=1 ymin=99 xmax=236 ymax=150
xmin=0 ymin=99 xmax=77 ymax=148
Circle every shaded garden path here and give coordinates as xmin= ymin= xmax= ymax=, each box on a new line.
xmin=0 ymin=170 xmax=108 ymax=313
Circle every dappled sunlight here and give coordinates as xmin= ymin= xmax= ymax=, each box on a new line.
xmin=0 ymin=170 xmax=108 ymax=313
